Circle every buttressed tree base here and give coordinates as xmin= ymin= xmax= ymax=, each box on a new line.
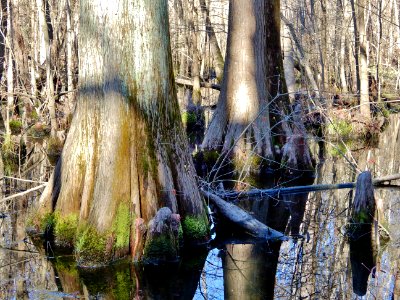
xmin=30 ymin=0 xmax=208 ymax=267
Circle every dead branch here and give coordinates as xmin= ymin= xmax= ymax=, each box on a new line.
xmin=0 ymin=183 xmax=47 ymax=203
xmin=215 ymin=173 xmax=400 ymax=199
xmin=175 ymin=76 xmax=221 ymax=91
xmin=201 ymin=188 xmax=287 ymax=240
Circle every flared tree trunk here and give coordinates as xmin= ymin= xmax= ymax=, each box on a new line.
xmin=201 ymin=0 xmax=274 ymax=180
xmin=201 ymin=0 xmax=312 ymax=184
xmin=34 ymin=0 xmax=208 ymax=266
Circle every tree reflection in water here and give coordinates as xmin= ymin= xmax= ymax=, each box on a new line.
xmin=198 ymin=115 xmax=400 ymax=299
xmin=0 ymin=116 xmax=399 ymax=299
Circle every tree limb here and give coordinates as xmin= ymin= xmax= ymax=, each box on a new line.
xmin=201 ymin=188 xmax=287 ymax=240
xmin=175 ymin=76 xmax=221 ymax=91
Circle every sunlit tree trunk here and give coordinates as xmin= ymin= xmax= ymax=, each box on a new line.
xmin=30 ymin=0 xmax=37 ymax=102
xmin=65 ymin=0 xmax=75 ymax=113
xmin=0 ymin=0 xmax=7 ymax=83
xmin=339 ymin=0 xmax=350 ymax=94
xmin=358 ymin=0 xmax=371 ymax=118
xmin=281 ymin=13 xmax=321 ymax=100
xmin=35 ymin=0 xmax=48 ymax=66
xmin=319 ymin=0 xmax=328 ymax=93
xmin=202 ymin=0 xmax=274 ymax=178
xmin=35 ymin=0 xmax=208 ymax=266
xmin=282 ymin=3 xmax=296 ymax=103
xmin=35 ymin=0 xmax=57 ymax=137
xmin=5 ymin=0 xmax=13 ymax=138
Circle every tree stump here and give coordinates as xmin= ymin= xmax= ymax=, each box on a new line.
xmin=143 ymin=207 xmax=181 ymax=264
xmin=349 ymin=171 xmax=376 ymax=296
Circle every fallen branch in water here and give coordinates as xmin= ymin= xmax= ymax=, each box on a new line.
xmin=0 ymin=183 xmax=47 ymax=203
xmin=217 ymin=173 xmax=400 ymax=200
xmin=200 ymin=188 xmax=287 ymax=241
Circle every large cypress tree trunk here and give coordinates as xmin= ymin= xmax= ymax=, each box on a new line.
xmin=201 ymin=0 xmax=312 ymax=183
xmin=201 ymin=0 xmax=274 ymax=180
xmin=33 ymin=0 xmax=208 ymax=266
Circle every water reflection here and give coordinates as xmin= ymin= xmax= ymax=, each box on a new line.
xmin=198 ymin=114 xmax=400 ymax=299
xmin=0 ymin=116 xmax=399 ymax=299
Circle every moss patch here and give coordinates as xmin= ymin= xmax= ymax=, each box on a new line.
xmin=182 ymin=215 xmax=209 ymax=241
xmin=29 ymin=122 xmax=50 ymax=138
xmin=112 ymin=203 xmax=131 ymax=250
xmin=326 ymin=119 xmax=353 ymax=138
xmin=1 ymin=134 xmax=18 ymax=175
xmin=47 ymin=137 xmax=64 ymax=165
xmin=202 ymin=150 xmax=220 ymax=165
xmin=75 ymin=224 xmax=107 ymax=266
xmin=328 ymin=141 xmax=350 ymax=157
xmin=39 ymin=212 xmax=55 ymax=234
xmin=54 ymin=213 xmax=78 ymax=247
xmin=352 ymin=210 xmax=371 ymax=224
xmin=9 ymin=119 xmax=23 ymax=134
xmin=181 ymin=111 xmax=197 ymax=127
xmin=143 ymin=235 xmax=178 ymax=262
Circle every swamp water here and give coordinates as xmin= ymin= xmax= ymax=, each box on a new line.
xmin=0 ymin=115 xmax=399 ymax=299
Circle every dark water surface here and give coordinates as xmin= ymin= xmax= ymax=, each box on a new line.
xmin=0 ymin=115 xmax=399 ymax=299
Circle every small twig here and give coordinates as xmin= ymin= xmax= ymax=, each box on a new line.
xmin=0 ymin=176 xmax=47 ymax=184
xmin=0 ymin=183 xmax=47 ymax=203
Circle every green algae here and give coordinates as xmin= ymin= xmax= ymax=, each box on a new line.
xmin=112 ymin=203 xmax=131 ymax=250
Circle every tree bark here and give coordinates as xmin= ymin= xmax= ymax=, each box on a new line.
xmin=188 ymin=0 xmax=201 ymax=105
xmin=34 ymin=0 xmax=208 ymax=266
xmin=282 ymin=4 xmax=296 ymax=103
xmin=201 ymin=0 xmax=275 ymax=175
xmin=5 ymin=0 xmax=13 ymax=138
xmin=358 ymin=0 xmax=371 ymax=118
xmin=199 ymin=0 xmax=224 ymax=83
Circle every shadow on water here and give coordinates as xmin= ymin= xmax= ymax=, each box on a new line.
xmin=197 ymin=115 xmax=400 ymax=299
xmin=0 ymin=115 xmax=399 ymax=299
xmin=45 ymin=248 xmax=208 ymax=299
xmin=206 ymin=175 xmax=314 ymax=300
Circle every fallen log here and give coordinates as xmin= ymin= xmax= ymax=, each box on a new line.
xmin=200 ymin=188 xmax=287 ymax=241
xmin=218 ymin=173 xmax=400 ymax=199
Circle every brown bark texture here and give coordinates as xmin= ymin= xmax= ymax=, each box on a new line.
xmin=34 ymin=0 xmax=207 ymax=266
xmin=201 ymin=0 xmax=276 ymax=173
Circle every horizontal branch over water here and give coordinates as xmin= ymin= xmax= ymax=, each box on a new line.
xmin=211 ymin=173 xmax=400 ymax=199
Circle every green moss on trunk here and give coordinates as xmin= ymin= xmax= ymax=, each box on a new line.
xmin=39 ymin=212 xmax=55 ymax=234
xmin=112 ymin=203 xmax=131 ymax=251
xmin=54 ymin=213 xmax=79 ymax=247
xmin=75 ymin=224 xmax=107 ymax=267
xmin=182 ymin=214 xmax=209 ymax=241
xmin=143 ymin=235 xmax=178 ymax=262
